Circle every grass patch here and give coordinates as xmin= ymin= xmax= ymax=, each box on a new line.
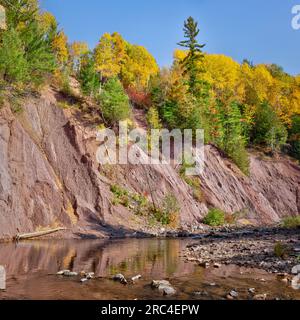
xmin=110 ymin=185 xmax=180 ymax=227
xmin=203 ymin=208 xmax=225 ymax=227
xmin=274 ymin=242 xmax=291 ymax=259
xmin=281 ymin=216 xmax=300 ymax=229
xmin=180 ymin=163 xmax=204 ymax=202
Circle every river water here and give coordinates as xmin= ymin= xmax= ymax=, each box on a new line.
xmin=0 ymin=238 xmax=299 ymax=300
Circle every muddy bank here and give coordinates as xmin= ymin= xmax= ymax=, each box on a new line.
xmin=185 ymin=227 xmax=300 ymax=275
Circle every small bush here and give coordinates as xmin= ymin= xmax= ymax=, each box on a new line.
xmin=203 ymin=208 xmax=225 ymax=227
xmin=281 ymin=216 xmax=300 ymax=229
xmin=274 ymin=242 xmax=290 ymax=259
xmin=150 ymin=194 xmax=180 ymax=227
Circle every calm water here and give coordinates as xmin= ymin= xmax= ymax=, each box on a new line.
xmin=0 ymin=238 xmax=299 ymax=300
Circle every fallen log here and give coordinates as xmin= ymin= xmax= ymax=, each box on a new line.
xmin=15 ymin=228 xmax=67 ymax=241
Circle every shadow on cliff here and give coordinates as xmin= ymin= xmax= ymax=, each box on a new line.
xmin=74 ymin=214 xmax=154 ymax=240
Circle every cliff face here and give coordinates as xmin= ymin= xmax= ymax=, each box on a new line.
xmin=0 ymin=87 xmax=299 ymax=240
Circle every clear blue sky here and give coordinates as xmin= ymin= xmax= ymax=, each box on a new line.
xmin=40 ymin=0 xmax=300 ymax=75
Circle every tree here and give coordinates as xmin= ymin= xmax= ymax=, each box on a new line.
xmin=70 ymin=41 xmax=89 ymax=71
xmin=98 ymin=78 xmax=131 ymax=125
xmin=78 ymin=52 xmax=99 ymax=96
xmin=178 ymin=17 xmax=205 ymax=93
xmin=20 ymin=20 xmax=56 ymax=84
xmin=121 ymin=44 xmax=159 ymax=89
xmin=94 ymin=32 xmax=127 ymax=79
xmin=1 ymin=0 xmax=38 ymax=29
xmin=252 ymin=102 xmax=287 ymax=151
xmin=0 ymin=28 xmax=28 ymax=82
xmin=52 ymin=30 xmax=68 ymax=66
xmin=0 ymin=0 xmax=56 ymax=86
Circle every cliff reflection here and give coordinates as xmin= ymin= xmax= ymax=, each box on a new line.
xmin=0 ymin=239 xmax=194 ymax=279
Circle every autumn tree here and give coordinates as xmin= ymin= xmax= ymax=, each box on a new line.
xmin=70 ymin=41 xmax=89 ymax=71
xmin=94 ymin=32 xmax=127 ymax=79
xmin=178 ymin=17 xmax=205 ymax=93
xmin=121 ymin=44 xmax=159 ymax=89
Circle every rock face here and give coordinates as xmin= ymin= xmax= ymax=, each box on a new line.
xmin=0 ymin=87 xmax=299 ymax=239
xmin=200 ymin=147 xmax=300 ymax=225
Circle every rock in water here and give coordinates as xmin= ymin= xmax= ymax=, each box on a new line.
xmin=151 ymin=280 xmax=176 ymax=296
xmin=113 ymin=274 xmax=127 ymax=285
xmin=151 ymin=280 xmax=171 ymax=288
xmin=131 ymin=275 xmax=142 ymax=282
xmin=291 ymin=275 xmax=300 ymax=290
xmin=0 ymin=265 xmax=5 ymax=290
xmin=291 ymin=265 xmax=300 ymax=275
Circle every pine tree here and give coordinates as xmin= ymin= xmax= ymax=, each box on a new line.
xmin=98 ymin=78 xmax=131 ymax=126
xmin=20 ymin=20 xmax=56 ymax=85
xmin=0 ymin=28 xmax=29 ymax=82
xmin=178 ymin=17 xmax=205 ymax=93
xmin=78 ymin=53 xmax=100 ymax=96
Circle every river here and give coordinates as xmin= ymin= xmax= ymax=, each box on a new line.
xmin=0 ymin=238 xmax=299 ymax=300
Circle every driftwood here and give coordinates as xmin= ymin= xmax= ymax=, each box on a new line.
xmin=15 ymin=228 xmax=67 ymax=241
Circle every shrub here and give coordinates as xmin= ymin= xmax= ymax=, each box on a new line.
xmin=151 ymin=194 xmax=180 ymax=226
xmin=274 ymin=242 xmax=290 ymax=259
xmin=126 ymin=87 xmax=151 ymax=109
xmin=98 ymin=78 xmax=131 ymax=125
xmin=281 ymin=216 xmax=300 ymax=229
xmin=203 ymin=208 xmax=225 ymax=227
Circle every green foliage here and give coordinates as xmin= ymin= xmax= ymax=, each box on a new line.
xmin=151 ymin=194 xmax=180 ymax=226
xmin=252 ymin=102 xmax=287 ymax=151
xmin=147 ymin=107 xmax=162 ymax=129
xmin=209 ymin=101 xmax=250 ymax=174
xmin=288 ymin=115 xmax=300 ymax=160
xmin=19 ymin=20 xmax=56 ymax=85
xmin=78 ymin=53 xmax=100 ymax=96
xmin=98 ymin=78 xmax=131 ymax=125
xmin=274 ymin=242 xmax=290 ymax=259
xmin=281 ymin=216 xmax=300 ymax=229
xmin=0 ymin=28 xmax=29 ymax=83
xmin=203 ymin=208 xmax=225 ymax=227
xmin=0 ymin=0 xmax=56 ymax=87
xmin=178 ymin=16 xmax=205 ymax=93
xmin=110 ymin=184 xmax=130 ymax=206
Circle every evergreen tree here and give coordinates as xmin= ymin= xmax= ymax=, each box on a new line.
xmin=20 ymin=20 xmax=56 ymax=85
xmin=98 ymin=78 xmax=131 ymax=126
xmin=178 ymin=17 xmax=205 ymax=93
xmin=78 ymin=53 xmax=100 ymax=96
xmin=0 ymin=28 xmax=29 ymax=82
xmin=252 ymin=102 xmax=287 ymax=151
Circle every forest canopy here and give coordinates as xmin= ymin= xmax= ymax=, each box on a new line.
xmin=0 ymin=1 xmax=300 ymax=173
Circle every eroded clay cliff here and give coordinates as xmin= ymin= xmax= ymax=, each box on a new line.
xmin=0 ymin=87 xmax=299 ymax=240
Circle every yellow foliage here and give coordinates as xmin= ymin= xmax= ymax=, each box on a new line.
xmin=52 ymin=31 xmax=69 ymax=65
xmin=122 ymin=44 xmax=159 ymax=88
xmin=94 ymin=32 xmax=127 ymax=78
xmin=38 ymin=12 xmax=57 ymax=33
xmin=70 ymin=41 xmax=89 ymax=57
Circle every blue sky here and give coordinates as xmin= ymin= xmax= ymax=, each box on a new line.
xmin=40 ymin=0 xmax=300 ymax=75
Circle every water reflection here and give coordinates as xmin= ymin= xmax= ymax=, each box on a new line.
xmin=0 ymin=239 xmax=194 ymax=279
xmin=0 ymin=239 xmax=299 ymax=300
